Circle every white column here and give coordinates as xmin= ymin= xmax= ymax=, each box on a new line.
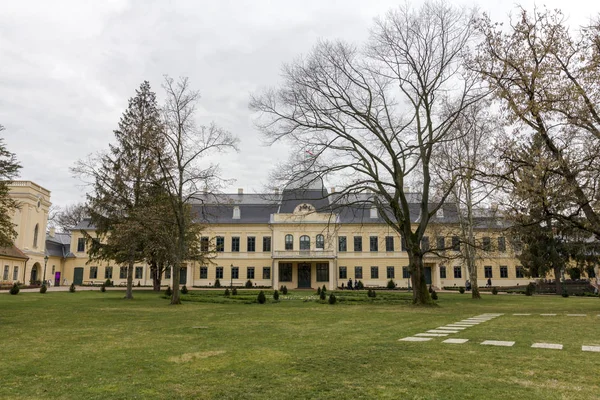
xmin=273 ymin=261 xmax=279 ymax=290
xmin=329 ymin=260 xmax=335 ymax=290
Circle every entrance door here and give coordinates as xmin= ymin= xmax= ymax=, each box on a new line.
xmin=73 ymin=268 xmax=84 ymax=285
xmin=424 ymin=267 xmax=432 ymax=285
xmin=30 ymin=268 xmax=38 ymax=283
xmin=54 ymin=272 xmax=61 ymax=287
xmin=180 ymin=267 xmax=187 ymax=285
xmin=298 ymin=263 xmax=311 ymax=288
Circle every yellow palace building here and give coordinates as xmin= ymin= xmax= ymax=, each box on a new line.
xmin=1 ymin=180 xmax=532 ymax=289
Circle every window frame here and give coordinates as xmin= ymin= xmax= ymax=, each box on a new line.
xmin=402 ymin=266 xmax=410 ymax=279
xmin=231 ymin=266 xmax=239 ymax=279
xmin=369 ymin=236 xmax=378 ymax=252
xmin=385 ymin=236 xmax=394 ymax=252
xmin=279 ymin=263 xmax=292 ymax=282
xmin=200 ymin=237 xmax=209 ymax=252
xmin=439 ymin=266 xmax=446 ymax=279
xmin=339 ymin=266 xmax=347 ymax=279
xmin=484 ymin=266 xmax=493 ymax=278
xmin=247 ymin=267 xmax=255 ymax=280
xmin=104 ymin=266 xmax=113 ymax=279
xmin=453 ymin=266 xmax=462 ymax=279
xmin=354 ymin=236 xmax=362 ymax=252
xmin=216 ymin=267 xmax=224 ymax=279
xmin=262 ymin=267 xmax=271 ymax=279
xmin=386 ymin=266 xmax=395 ymax=279
xmin=316 ymin=263 xmax=329 ymax=282
xmin=231 ymin=237 xmax=240 ymax=252
xmin=500 ymin=266 xmax=508 ymax=278
xmin=247 ymin=236 xmax=256 ymax=252
xmin=200 ymin=266 xmax=208 ymax=279
xmin=316 ymin=234 xmax=325 ymax=249
xmin=216 ymin=236 xmax=224 ymax=252
xmin=262 ymin=236 xmax=271 ymax=252
xmin=77 ymin=237 xmax=85 ymax=252
xmin=300 ymin=235 xmax=310 ymax=251
xmin=135 ymin=266 xmax=143 ymax=279
xmin=338 ymin=236 xmax=347 ymax=252
xmin=370 ymin=266 xmax=379 ymax=279
xmin=285 ymin=235 xmax=294 ymax=250
xmin=354 ymin=266 xmax=363 ymax=279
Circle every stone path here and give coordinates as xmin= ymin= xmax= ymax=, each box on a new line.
xmin=398 ymin=312 xmax=599 ymax=352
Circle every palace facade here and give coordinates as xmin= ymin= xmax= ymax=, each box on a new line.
xmin=1 ymin=180 xmax=532 ymax=289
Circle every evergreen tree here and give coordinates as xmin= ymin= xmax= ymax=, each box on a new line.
xmin=0 ymin=125 xmax=21 ymax=248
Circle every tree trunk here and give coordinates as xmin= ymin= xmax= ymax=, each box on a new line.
xmin=554 ymin=265 xmax=562 ymax=295
xmin=170 ymin=233 xmax=185 ymax=305
xmin=408 ymin=249 xmax=433 ymax=305
xmin=125 ymin=260 xmax=134 ymax=299
xmin=150 ymin=261 xmax=162 ymax=291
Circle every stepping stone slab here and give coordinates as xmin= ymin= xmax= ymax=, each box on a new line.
xmin=449 ymin=324 xmax=477 ymax=328
xmin=481 ymin=340 xmax=515 ymax=347
xmin=443 ymin=338 xmax=469 ymax=344
xmin=428 ymin=330 xmax=460 ymax=334
xmin=399 ymin=337 xmax=432 ymax=342
xmin=531 ymin=343 xmax=563 ymax=350
xmin=415 ymin=333 xmax=448 ymax=337
xmin=582 ymin=346 xmax=600 ymax=352
xmin=567 ymin=314 xmax=586 ymax=317
xmin=540 ymin=314 xmax=557 ymax=316
xmin=513 ymin=313 xmax=531 ymax=316
xmin=437 ymin=326 xmax=467 ymax=330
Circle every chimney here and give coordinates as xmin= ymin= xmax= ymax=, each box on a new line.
xmin=238 ymin=188 xmax=243 ymax=195
xmin=274 ymin=188 xmax=279 ymax=195
xmin=330 ymin=187 xmax=335 ymax=193
xmin=49 ymin=227 xmax=55 ymax=237
xmin=403 ymin=186 xmax=410 ymax=193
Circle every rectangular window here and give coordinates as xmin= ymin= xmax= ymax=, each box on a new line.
xmin=500 ymin=266 xmax=508 ymax=278
xmin=402 ymin=266 xmax=410 ymax=279
xmin=279 ymin=263 xmax=292 ymax=282
xmin=165 ymin=267 xmax=171 ymax=279
xmin=354 ymin=266 xmax=363 ymax=279
xmin=200 ymin=267 xmax=208 ymax=279
xmin=135 ymin=266 xmax=143 ymax=279
xmin=369 ymin=236 xmax=378 ymax=252
xmin=231 ymin=267 xmax=239 ymax=279
xmin=354 ymin=236 xmax=362 ymax=252
xmin=339 ymin=266 xmax=347 ymax=279
xmin=482 ymin=237 xmax=491 ymax=251
xmin=105 ymin=266 xmax=113 ymax=279
xmin=120 ymin=266 xmax=127 ymax=279
xmin=439 ymin=266 xmax=446 ymax=279
xmin=436 ymin=236 xmax=445 ymax=251
xmin=498 ymin=237 xmax=506 ymax=252
xmin=338 ymin=236 xmax=347 ymax=252
xmin=262 ymin=236 xmax=271 ymax=252
xmin=385 ymin=236 xmax=394 ymax=252
xmin=484 ymin=266 xmax=493 ymax=278
xmin=231 ymin=237 xmax=240 ymax=252
xmin=421 ymin=236 xmax=430 ymax=251
xmin=263 ymin=267 xmax=271 ymax=279
xmin=13 ymin=266 xmax=18 ymax=281
xmin=77 ymin=238 xmax=85 ymax=252
xmin=3 ymin=265 xmax=8 ymax=281
xmin=285 ymin=235 xmax=293 ymax=250
xmin=247 ymin=267 xmax=255 ymax=280
xmin=453 ymin=266 xmax=462 ymax=279
xmin=401 ymin=236 xmax=407 ymax=251
xmin=200 ymin=237 xmax=209 ymax=252
xmin=386 ymin=266 xmax=395 ymax=279
xmin=452 ymin=236 xmax=460 ymax=251
xmin=216 ymin=236 xmax=224 ymax=252
xmin=516 ymin=266 xmax=524 ymax=278
xmin=216 ymin=267 xmax=224 ymax=279
xmin=370 ymin=266 xmax=379 ymax=279
xmin=316 ymin=263 xmax=329 ymax=282
xmin=247 ymin=236 xmax=255 ymax=252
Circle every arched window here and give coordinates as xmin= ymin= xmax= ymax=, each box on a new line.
xmin=316 ymin=234 xmax=324 ymax=249
xmin=33 ymin=224 xmax=39 ymax=248
xmin=300 ymin=235 xmax=310 ymax=250
xmin=285 ymin=234 xmax=293 ymax=250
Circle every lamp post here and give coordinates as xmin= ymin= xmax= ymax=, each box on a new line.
xmin=42 ymin=255 xmax=49 ymax=286
xmin=230 ymin=264 xmax=233 ymax=289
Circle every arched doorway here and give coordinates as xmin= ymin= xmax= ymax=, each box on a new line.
xmin=30 ymin=262 xmax=41 ymax=284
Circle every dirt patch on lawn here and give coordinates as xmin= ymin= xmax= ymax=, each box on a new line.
xmin=168 ymin=350 xmax=226 ymax=363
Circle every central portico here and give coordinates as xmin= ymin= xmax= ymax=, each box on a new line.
xmin=272 ymin=252 xmax=337 ymax=290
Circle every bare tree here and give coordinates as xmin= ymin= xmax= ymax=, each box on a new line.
xmin=251 ymin=2 xmax=482 ymax=304
xmin=433 ymin=100 xmax=500 ymax=298
xmin=156 ymin=76 xmax=238 ymax=305
xmin=52 ymin=202 xmax=88 ymax=232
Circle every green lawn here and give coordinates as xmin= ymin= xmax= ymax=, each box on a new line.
xmin=1 ymin=290 xmax=599 ymax=399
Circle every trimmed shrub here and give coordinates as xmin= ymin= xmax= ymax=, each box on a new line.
xmin=100 ymin=284 xmax=106 ymax=293
xmin=273 ymin=290 xmax=279 ymax=300
xmin=165 ymin=286 xmax=172 ymax=296
xmin=257 ymin=290 xmax=266 ymax=304
xmin=232 ymin=288 xmax=238 ymax=295
xmin=357 ymin=280 xmax=364 ymax=290
xmin=458 ymin=287 xmax=465 ymax=294
xmin=328 ymin=293 xmax=337 ymax=304
xmin=492 ymin=287 xmax=498 ymax=295
xmin=387 ymin=279 xmax=395 ymax=290
xmin=137 ymin=281 xmax=141 ymax=287
xmin=319 ymin=290 xmax=326 ymax=301
xmin=282 ymin=286 xmax=288 ymax=295
xmin=322 ymin=285 xmax=327 ymax=294
xmin=224 ymin=288 xmax=230 ymax=296
xmin=105 ymin=279 xmax=112 ymax=287
xmin=181 ymin=285 xmax=188 ymax=294
xmin=69 ymin=283 xmax=76 ymax=293
xmin=40 ymin=284 xmax=47 ymax=294
xmin=431 ymin=290 xmax=438 ymax=300
xmin=367 ymin=288 xmax=377 ymax=298
xmin=428 ymin=285 xmax=433 ymax=293
xmin=525 ymin=282 xmax=535 ymax=296
xmin=245 ymin=280 xmax=253 ymax=288
xmin=9 ymin=283 xmax=19 ymax=295
xmin=317 ymin=287 xmax=321 ymax=295
xmin=214 ymin=279 xmax=221 ymax=288
xmin=562 ymin=288 xmax=569 ymax=298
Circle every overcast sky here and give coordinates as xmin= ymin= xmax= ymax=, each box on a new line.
xmin=0 ymin=0 xmax=594 ymax=207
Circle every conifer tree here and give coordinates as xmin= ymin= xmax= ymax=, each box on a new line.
xmin=0 ymin=125 xmax=21 ymax=248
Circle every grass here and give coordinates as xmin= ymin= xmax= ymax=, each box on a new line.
xmin=1 ymin=289 xmax=599 ymax=399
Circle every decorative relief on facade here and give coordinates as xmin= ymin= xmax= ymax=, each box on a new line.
xmin=294 ymin=203 xmax=314 ymax=214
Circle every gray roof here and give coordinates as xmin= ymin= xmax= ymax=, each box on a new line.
xmin=45 ymin=232 xmax=73 ymax=258
xmin=72 ymin=218 xmax=95 ymax=230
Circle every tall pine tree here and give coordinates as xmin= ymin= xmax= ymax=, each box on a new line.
xmin=0 ymin=125 xmax=22 ymax=248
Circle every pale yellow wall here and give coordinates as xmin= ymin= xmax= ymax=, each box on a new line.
xmin=8 ymin=181 xmax=51 ymax=254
